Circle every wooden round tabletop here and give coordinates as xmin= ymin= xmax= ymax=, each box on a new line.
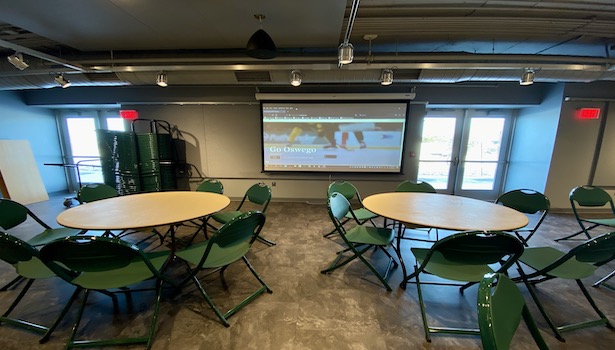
xmin=57 ymin=191 xmax=231 ymax=230
xmin=363 ymin=192 xmax=529 ymax=231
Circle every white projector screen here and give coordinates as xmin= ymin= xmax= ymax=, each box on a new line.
xmin=261 ymin=101 xmax=408 ymax=173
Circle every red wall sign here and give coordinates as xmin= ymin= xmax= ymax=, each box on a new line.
xmin=575 ymin=108 xmax=601 ymax=120
xmin=119 ymin=109 xmax=139 ymax=120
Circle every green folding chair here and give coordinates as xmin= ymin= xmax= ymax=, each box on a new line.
xmin=495 ymin=189 xmax=550 ymax=246
xmin=556 ymin=185 xmax=615 ymax=242
xmin=0 ymin=231 xmax=78 ymax=343
xmin=321 ymin=192 xmax=398 ymax=291
xmin=0 ymin=198 xmax=83 ymax=291
xmin=403 ymin=231 xmax=524 ymax=342
xmin=514 ymin=231 xmax=615 ymax=341
xmin=478 ymin=273 xmax=549 ymax=350
xmin=174 ymin=211 xmax=272 ymax=327
xmin=39 ymin=235 xmax=172 ymax=349
xmin=183 ymin=179 xmax=226 ymax=244
xmin=195 ymin=178 xmax=224 ymax=194
xmin=76 ymin=183 xmax=119 ymax=204
xmin=210 ymin=182 xmax=275 ymax=246
xmin=393 ymin=180 xmax=439 ymax=242
xmin=323 ymin=180 xmax=379 ymax=238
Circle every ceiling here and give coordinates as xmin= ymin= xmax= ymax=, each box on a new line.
xmin=1 ymin=0 xmax=615 ymax=90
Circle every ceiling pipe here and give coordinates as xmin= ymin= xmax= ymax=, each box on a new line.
xmin=0 ymin=39 xmax=86 ymax=72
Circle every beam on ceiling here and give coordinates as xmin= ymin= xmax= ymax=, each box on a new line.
xmin=0 ymin=39 xmax=86 ymax=72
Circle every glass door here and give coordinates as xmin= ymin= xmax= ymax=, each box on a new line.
xmin=58 ymin=110 xmax=126 ymax=192
xmin=418 ymin=109 xmax=513 ymax=200
xmin=416 ymin=110 xmax=464 ymax=191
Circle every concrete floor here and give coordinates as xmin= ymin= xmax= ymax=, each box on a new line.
xmin=1 ymin=192 xmax=614 ymax=349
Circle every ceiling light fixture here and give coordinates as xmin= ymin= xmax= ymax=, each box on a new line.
xmin=156 ymin=72 xmax=168 ymax=87
xmin=246 ymin=14 xmax=277 ymax=59
xmin=338 ymin=0 xmax=360 ymax=66
xmin=338 ymin=43 xmax=354 ymax=65
xmin=7 ymin=52 xmax=29 ymax=70
xmin=54 ymin=74 xmax=71 ymax=88
xmin=290 ymin=70 xmax=303 ymax=87
xmin=380 ymin=69 xmax=394 ymax=86
xmin=520 ymin=68 xmax=535 ymax=86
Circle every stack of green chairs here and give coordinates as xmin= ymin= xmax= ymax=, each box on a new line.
xmin=96 ymin=130 xmax=140 ymax=195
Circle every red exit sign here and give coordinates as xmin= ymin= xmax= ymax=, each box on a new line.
xmin=119 ymin=109 xmax=139 ymax=120
xmin=575 ymin=108 xmax=601 ymax=120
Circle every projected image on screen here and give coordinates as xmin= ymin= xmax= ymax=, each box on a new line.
xmin=261 ymin=102 xmax=407 ymax=173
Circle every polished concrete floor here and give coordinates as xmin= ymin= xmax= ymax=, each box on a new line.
xmin=1 ymin=192 xmax=614 ymax=349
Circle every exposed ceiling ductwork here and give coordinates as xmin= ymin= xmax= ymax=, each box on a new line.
xmin=0 ymin=1 xmax=614 ymax=90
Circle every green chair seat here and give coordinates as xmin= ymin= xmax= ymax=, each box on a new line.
xmin=345 ymin=207 xmax=377 ymax=221
xmin=26 ymin=227 xmax=83 ymax=247
xmin=14 ymin=257 xmax=56 ymax=279
xmin=211 ymin=211 xmax=242 ymax=224
xmin=72 ymin=251 xmax=170 ymax=290
xmin=519 ymin=247 xmax=597 ymax=279
xmin=176 ymin=240 xmax=251 ymax=268
xmin=345 ymin=225 xmax=394 ymax=246
xmin=412 ymin=248 xmax=496 ymax=282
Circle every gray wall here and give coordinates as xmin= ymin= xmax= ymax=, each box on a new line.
xmin=7 ymin=81 xmax=615 ymax=208
xmin=545 ymin=82 xmax=615 ymax=209
xmin=505 ymin=84 xmax=563 ymax=193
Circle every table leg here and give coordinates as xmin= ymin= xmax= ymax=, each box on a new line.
xmin=394 ymin=221 xmax=407 ymax=282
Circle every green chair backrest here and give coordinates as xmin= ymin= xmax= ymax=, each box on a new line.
xmin=478 ymin=273 xmax=548 ymax=350
xmin=570 ymin=231 xmax=615 ymax=265
xmin=39 ymin=236 xmax=150 ymax=279
xmin=77 ymin=183 xmax=119 ymax=203
xmin=396 ymin=180 xmax=436 ymax=193
xmin=327 ymin=192 xmax=352 ymax=224
xmin=429 ymin=231 xmax=524 ymax=267
xmin=0 ymin=198 xmax=49 ymax=230
xmin=570 ymin=186 xmax=614 ymax=208
xmin=245 ymin=183 xmax=271 ymax=207
xmin=496 ymin=189 xmax=550 ymax=214
xmin=196 ymin=211 xmax=266 ymax=268
xmin=0 ymin=198 xmax=29 ymax=230
xmin=0 ymin=230 xmax=41 ymax=265
xmin=196 ymin=179 xmax=224 ymax=194
xmin=327 ymin=181 xmax=359 ymax=201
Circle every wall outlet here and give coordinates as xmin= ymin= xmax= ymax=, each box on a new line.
xmin=272 ymin=182 xmax=276 ymax=187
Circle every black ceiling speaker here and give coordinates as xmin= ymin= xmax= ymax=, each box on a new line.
xmin=246 ymin=15 xmax=277 ymax=59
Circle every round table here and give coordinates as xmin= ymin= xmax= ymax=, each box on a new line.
xmin=363 ymin=192 xmax=529 ymax=281
xmin=57 ymin=191 xmax=230 ymax=230
xmin=57 ymin=191 xmax=230 ymax=250
xmin=363 ymin=192 xmax=528 ymax=232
